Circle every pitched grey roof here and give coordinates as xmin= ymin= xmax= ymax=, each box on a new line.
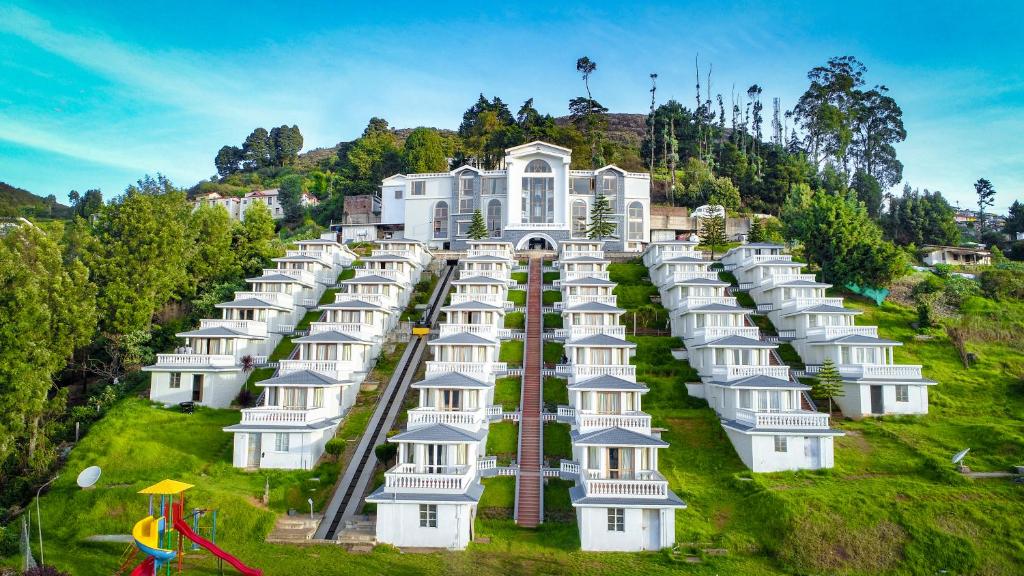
xmin=362 ymin=254 xmax=413 ymax=261
xmin=662 ymin=256 xmax=707 ymax=263
xmin=223 ymin=416 xmax=342 ymax=433
xmin=700 ymin=335 xmax=772 ymax=347
xmin=341 ymin=274 xmax=401 ymax=284
xmin=689 ymin=303 xmax=749 ymax=312
xmin=562 ymin=302 xmax=625 ymax=313
xmin=569 ymin=485 xmax=686 ymax=508
xmin=722 ymin=419 xmax=843 ymax=435
xmin=707 ymin=374 xmax=807 ymax=389
xmin=428 ymin=332 xmax=497 ymax=345
xmin=319 ymin=299 xmax=387 ymax=310
xmin=810 ymin=334 xmax=900 ymax=345
xmin=295 ymin=238 xmax=340 ymax=245
xmin=258 ymin=369 xmax=349 ymax=387
xmin=389 ymin=423 xmax=487 ymax=443
xmin=781 ymin=305 xmax=859 ymax=317
xmin=668 ymin=277 xmax=728 ymax=286
xmin=273 ymin=254 xmax=324 ymax=262
xmin=411 ymin=372 xmax=491 ymax=389
xmin=560 ymin=255 xmax=608 ymax=263
xmin=176 ymin=326 xmax=262 ymax=339
xmin=246 ymin=273 xmax=314 ymax=286
xmin=215 ymin=297 xmax=290 ymax=310
xmin=365 ymin=483 xmax=483 ymax=504
xmin=294 ymin=330 xmax=371 ymax=343
xmin=441 ymin=301 xmax=503 ymax=311
xmin=567 ymin=374 xmax=648 ymax=391
xmin=571 ymin=427 xmax=669 ymax=447
xmin=560 ymin=276 xmax=617 ymax=286
xmin=740 ymin=242 xmax=785 ymax=249
xmin=452 ymin=275 xmax=506 ymax=285
xmin=464 ymin=254 xmax=511 ymax=262
xmin=567 ymin=333 xmax=635 ymax=347
xmin=777 ymin=279 xmax=831 ymax=287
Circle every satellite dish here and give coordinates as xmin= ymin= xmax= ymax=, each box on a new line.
xmin=76 ymin=465 xmax=102 ymax=488
xmin=952 ymin=448 xmax=970 ymax=465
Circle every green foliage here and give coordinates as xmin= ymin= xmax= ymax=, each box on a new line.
xmin=812 ymin=359 xmax=844 ymax=413
xmin=467 ymin=209 xmax=489 ymax=240
xmin=882 ymin=185 xmax=960 ymax=246
xmin=277 ymin=174 xmax=307 ymax=224
xmin=503 ymin=312 xmax=524 ymax=329
xmin=586 ymin=193 xmax=615 ymax=239
xmin=188 ymin=204 xmax=240 ymax=288
xmin=542 ymin=290 xmax=561 ymax=305
xmin=401 ymin=127 xmax=449 ymax=173
xmin=748 ymin=215 xmax=785 ymax=244
xmin=542 ymin=313 xmax=562 ymax=329
xmin=338 ymin=118 xmax=403 ymax=196
xmin=492 ymin=377 xmax=521 ymax=411
xmin=234 ymin=202 xmax=283 ymax=276
xmin=499 ymin=340 xmax=523 ymax=365
xmin=974 ymin=178 xmax=996 ymax=231
xmin=698 ymin=214 xmax=727 ymax=259
xmin=543 ymin=341 xmax=564 ymax=365
xmin=978 ymin=268 xmax=1024 ymax=300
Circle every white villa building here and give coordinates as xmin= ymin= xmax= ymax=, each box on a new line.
xmin=553 ymin=241 xmax=685 ymax=551
xmin=194 ymin=188 xmax=320 ymax=220
xmin=376 ymin=141 xmax=651 ymax=252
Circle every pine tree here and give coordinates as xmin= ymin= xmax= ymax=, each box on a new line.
xmin=748 ymin=216 xmax=765 ymax=242
xmin=813 ymin=358 xmax=845 ymax=414
xmin=468 ymin=209 xmax=489 ymax=240
xmin=698 ymin=214 xmax=727 ymax=259
xmin=587 ymin=194 xmax=616 ymax=240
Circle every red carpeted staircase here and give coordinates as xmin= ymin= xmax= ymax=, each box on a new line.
xmin=515 ymin=257 xmax=544 ymax=527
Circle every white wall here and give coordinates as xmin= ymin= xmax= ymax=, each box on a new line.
xmin=231 ymin=428 xmax=334 ymax=470
xmin=381 ymin=184 xmax=405 ymax=224
xmin=723 ymin=428 xmax=835 ymax=472
xmin=149 ymin=370 xmax=243 ymax=408
xmin=834 ymin=383 xmax=929 ymax=418
xmin=374 ymin=502 xmax=474 ymax=549
xmin=576 ymin=506 xmax=674 ymax=551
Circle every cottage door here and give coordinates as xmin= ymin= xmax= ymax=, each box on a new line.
xmin=643 ymin=509 xmax=660 ymax=550
xmin=804 ymin=437 xmax=819 ymax=467
xmin=192 ymin=374 xmax=204 ymax=403
xmin=870 ymin=386 xmax=884 ymax=415
xmin=247 ymin=434 xmax=261 ymax=468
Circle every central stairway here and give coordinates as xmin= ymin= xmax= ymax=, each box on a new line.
xmin=515 ymin=257 xmax=543 ymax=527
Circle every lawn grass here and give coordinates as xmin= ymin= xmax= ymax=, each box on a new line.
xmin=735 ymin=291 xmax=756 ymax=308
xmin=317 ymin=287 xmax=339 ymax=305
xmin=542 ymin=290 xmax=561 ymax=304
xmin=543 ymin=422 xmax=572 ymax=463
xmin=243 ymin=367 xmax=275 ymax=394
xmin=487 ymin=421 xmax=518 ymax=465
xmin=543 ymin=479 xmax=575 ymax=513
xmin=608 ymin=261 xmax=648 ymax=285
xmin=507 ymin=290 xmax=526 ymax=305
xmin=614 ymin=284 xmax=659 ymax=310
xmin=543 ymin=377 xmax=567 ymax=407
xmin=499 ymin=340 xmax=523 ymax=365
xmin=749 ymin=314 xmax=777 ymax=336
xmin=543 ymin=341 xmax=563 ymax=365
xmin=511 ymin=271 xmax=528 ymax=284
xmin=267 ymin=336 xmax=296 ymax=361
xmin=479 ymin=476 xmax=515 ymax=514
xmin=295 ymin=309 xmax=323 ymax=331
xmin=542 ymin=313 xmax=562 ymax=328
xmin=492 ymin=377 xmax=521 ymax=411
xmin=337 ymin=268 xmax=355 ymax=282
xmin=776 ymin=342 xmax=804 ymax=368
xmin=542 ymin=271 xmax=559 ymax=284
xmin=503 ymin=311 xmax=524 ymax=329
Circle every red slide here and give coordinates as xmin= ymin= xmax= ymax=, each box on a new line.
xmin=129 ymin=556 xmax=154 ymax=576
xmin=171 ymin=503 xmax=262 ymax=576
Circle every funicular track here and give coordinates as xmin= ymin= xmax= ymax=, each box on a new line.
xmin=315 ymin=263 xmax=456 ymax=540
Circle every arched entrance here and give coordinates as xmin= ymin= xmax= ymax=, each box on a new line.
xmin=515 ymin=233 xmax=557 ymax=251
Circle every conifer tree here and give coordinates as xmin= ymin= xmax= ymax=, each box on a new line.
xmin=468 ymin=209 xmax=489 ymax=240
xmin=698 ymin=214 xmax=727 ymax=259
xmin=587 ymin=194 xmax=616 ymax=240
xmin=748 ymin=216 xmax=765 ymax=243
xmin=813 ymin=358 xmax=845 ymax=414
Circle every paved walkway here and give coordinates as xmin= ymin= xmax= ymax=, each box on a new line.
xmin=515 ymin=257 xmax=543 ymax=527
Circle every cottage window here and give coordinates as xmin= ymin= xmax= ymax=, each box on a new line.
xmin=419 ymin=504 xmax=438 ymax=528
xmin=627 ymin=202 xmax=643 ymax=240
xmin=394 ymin=189 xmax=403 ymax=199
xmin=572 ymin=177 xmax=594 ymax=195
xmin=895 ymin=385 xmax=909 ymax=402
xmin=169 ymin=373 xmax=181 ymax=389
xmin=433 ymin=201 xmax=449 ymax=238
xmin=459 ymin=177 xmax=475 ymax=213
xmin=525 ymin=159 xmax=552 ymax=173
xmin=739 ymin=389 xmax=751 ymax=409
xmin=607 ymin=508 xmax=625 ymax=532
xmin=313 ymin=388 xmax=324 ymax=408
xmin=411 ymin=181 xmax=425 ymax=196
xmin=572 ymin=200 xmax=588 ymax=237
xmin=482 ymin=177 xmax=506 ymax=195
xmin=487 ymin=199 xmax=502 ymax=237
xmin=774 ymin=436 xmax=788 ymax=452
xmin=275 ymin=433 xmax=290 ymax=452
xmin=602 ymin=175 xmax=618 ymax=198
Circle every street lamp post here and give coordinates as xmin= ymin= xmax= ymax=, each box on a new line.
xmin=35 ymin=474 xmax=59 ymax=566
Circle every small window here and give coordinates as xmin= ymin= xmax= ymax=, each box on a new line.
xmin=419 ymin=504 xmax=437 ymax=528
xmin=394 ymin=189 xmax=403 ymax=199
xmin=607 ymin=508 xmax=625 ymax=532
xmin=525 ymin=159 xmax=552 ymax=173
xmin=895 ymin=385 xmax=909 ymax=402
xmin=313 ymin=388 xmax=324 ymax=408
xmin=774 ymin=436 xmax=788 ymax=452
xmin=169 ymin=373 xmax=181 ymax=389
xmin=411 ymin=181 xmax=426 ymax=196
xmin=572 ymin=177 xmax=594 ymax=195
xmin=275 ymin=433 xmax=290 ymax=452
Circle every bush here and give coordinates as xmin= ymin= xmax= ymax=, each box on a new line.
xmin=942 ymin=275 xmax=981 ymax=307
xmin=933 ymin=263 xmax=954 ymax=277
xmin=324 ymin=437 xmax=346 ymax=458
xmin=979 ymin=268 xmax=1024 ymax=300
xmin=236 ymin=388 xmax=255 ymax=408
xmin=24 ymin=567 xmax=72 ymax=576
xmin=912 ymin=274 xmax=944 ymax=296
xmin=374 ymin=442 xmax=398 ymax=465
xmin=0 ymin=523 xmax=19 ymax=557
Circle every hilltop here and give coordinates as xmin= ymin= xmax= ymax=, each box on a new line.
xmin=0 ymin=181 xmax=71 ymax=218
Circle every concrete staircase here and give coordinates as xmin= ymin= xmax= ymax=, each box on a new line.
xmin=515 ymin=257 xmax=544 ymax=528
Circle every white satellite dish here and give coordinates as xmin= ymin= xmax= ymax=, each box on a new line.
xmin=76 ymin=465 xmax=102 ymax=488
xmin=952 ymin=448 xmax=970 ymax=465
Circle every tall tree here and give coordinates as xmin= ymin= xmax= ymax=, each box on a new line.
xmin=974 ymin=178 xmax=996 ymax=232
xmin=793 ymin=56 xmax=865 ymax=169
xmin=1004 ymin=200 xmax=1024 ymax=239
xmin=277 ymin=174 xmax=307 ymax=224
xmin=189 ymin=204 xmax=240 ymax=288
xmin=402 ymin=127 xmax=449 ymax=173
xmin=242 ymin=128 xmax=272 ymax=170
xmin=813 ymin=359 xmax=844 ymax=415
xmin=882 ymin=185 xmax=959 ymax=246
xmin=235 ymin=202 xmax=282 ymax=276
xmin=575 ymin=56 xmax=604 ymax=168
xmin=851 ymin=86 xmax=906 ymax=187
xmin=467 ymin=209 xmax=489 ymax=240
xmin=698 ymin=214 xmax=727 ymax=259
xmin=587 ymin=193 xmax=616 ymax=240
xmin=0 ymin=223 xmax=96 ymax=468
xmin=850 ymin=169 xmax=883 ymax=218
xmin=215 ymin=145 xmax=243 ymax=177
xmin=269 ymin=125 xmax=303 ymax=166
xmin=648 ymin=73 xmax=658 ymax=173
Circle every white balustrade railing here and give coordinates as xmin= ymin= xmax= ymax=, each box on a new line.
xmin=740 ymin=254 xmax=793 ymax=267
xmin=557 ymin=405 xmax=576 ymax=418
xmin=477 ymin=456 xmax=497 ymax=471
xmin=406 ymin=408 xmax=484 ymax=428
xmin=698 ymin=326 xmax=761 ymax=341
xmin=152 ymin=353 xmax=236 ymax=367
xmin=562 ymin=294 xmax=619 ymax=307
xmin=260 ymin=268 xmax=316 ymax=284
xmin=198 ymin=318 xmax=268 ymax=336
xmin=660 ymin=271 xmax=719 ymax=285
xmin=486 ymin=405 xmax=503 ymax=417
xmin=807 ymin=325 xmax=879 ymax=340
xmin=677 ymin=296 xmax=737 ymax=310
xmin=584 ymin=471 xmax=668 ymax=498
xmin=576 ymin=411 xmax=651 ymax=432
xmin=560 ymin=250 xmax=605 ymax=259
xmin=561 ymin=270 xmax=610 ymax=282
xmin=755 ymin=273 xmax=817 ymax=288
xmin=559 ymin=460 xmax=581 ymax=475
xmin=240 ymin=407 xmax=327 ymax=424
xmin=781 ymin=297 xmax=846 ymax=310
xmin=567 ymin=325 xmax=626 ymax=339
xmin=278 ymin=359 xmax=350 ymax=377
xmin=335 ymin=293 xmax=390 ymax=307
xmin=439 ymin=323 xmax=499 ymax=337
xmin=466 ymin=249 xmax=515 ymax=260
xmin=735 ymin=409 xmax=830 ymax=429
xmin=384 ymin=464 xmax=472 ymax=492
xmin=309 ymin=322 xmax=368 ymax=336
xmin=714 ymin=365 xmax=790 ymax=380
xmin=425 ymin=361 xmax=505 ymax=377
xmin=572 ymin=364 xmax=636 ymax=379
xmin=835 ymin=363 xmax=923 ymax=380
xmin=459 ymin=268 xmax=511 ymax=281
xmin=233 ymin=291 xmax=294 ymax=308
xmin=355 ymin=268 xmax=405 ymax=282
xmin=449 ymin=292 xmax=505 ymax=306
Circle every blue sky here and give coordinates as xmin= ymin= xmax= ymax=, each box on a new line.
xmin=1 ymin=1 xmax=1021 ymax=211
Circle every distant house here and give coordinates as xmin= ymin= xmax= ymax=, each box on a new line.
xmin=921 ymin=245 xmax=991 ymax=267
xmin=194 ymin=189 xmax=319 ymax=221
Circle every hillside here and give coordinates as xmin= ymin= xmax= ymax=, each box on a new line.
xmin=555 ymin=112 xmax=648 ymax=146
xmin=0 ymin=181 xmax=71 ymax=218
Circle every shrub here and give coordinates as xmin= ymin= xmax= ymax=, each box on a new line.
xmin=324 ymin=437 xmax=346 ymax=458
xmin=374 ymin=442 xmax=398 ymax=465
xmin=942 ymin=275 xmax=981 ymax=306
xmin=0 ymin=524 xmax=19 ymax=557
xmin=979 ymin=268 xmax=1024 ymax=300
xmin=236 ymin=388 xmax=255 ymax=408
xmin=24 ymin=568 xmax=72 ymax=576
xmin=933 ymin=263 xmax=954 ymax=277
xmin=912 ymin=274 xmax=944 ymax=296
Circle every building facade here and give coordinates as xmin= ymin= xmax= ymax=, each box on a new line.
xmin=378 ymin=141 xmax=651 ymax=252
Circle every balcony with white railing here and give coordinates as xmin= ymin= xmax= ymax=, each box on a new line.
xmin=561 ymin=250 xmax=606 ymax=259
xmin=571 ymin=364 xmax=637 ymax=380
xmin=561 ymin=270 xmax=610 ymax=282
xmin=559 ymin=459 xmax=581 ymax=477
xmin=692 ymin=326 xmax=761 ymax=342
xmin=830 ymin=363 xmax=923 ymax=380
xmin=148 ymin=353 xmax=238 ymax=370
xmin=582 ymin=470 xmax=669 ymax=498
xmin=806 ymin=325 xmax=879 ymax=341
xmin=566 ymin=325 xmax=626 ymax=339
xmin=753 ymin=273 xmax=818 ymax=289
xmin=737 ymin=254 xmax=794 ymax=269
xmin=658 ymin=271 xmax=719 ymax=286
xmin=562 ymin=294 xmax=619 ymax=307
xmin=778 ymin=297 xmax=846 ymax=311
xmin=676 ymin=296 xmax=738 ymax=311
xmin=309 ymin=322 xmax=373 ymax=338
xmin=316 ymin=270 xmax=338 ymax=284
xmin=466 ymin=249 xmax=515 ymax=260
xmin=240 ymin=406 xmax=329 ymax=425
xmin=506 ymin=222 xmax=566 ymax=230
xmin=458 ymin=268 xmax=511 ymax=282
xmin=477 ymin=455 xmax=497 ymax=471
xmin=260 ymin=268 xmax=316 ymax=285
xmin=354 ymin=268 xmax=407 ymax=283
xmin=233 ymin=291 xmax=295 ymax=308
xmin=575 ymin=411 xmax=652 ymax=433
xmin=198 ymin=318 xmax=269 ymax=337
xmin=449 ymin=292 xmax=506 ymax=306
xmin=425 ymin=361 xmax=506 ymax=378
xmin=384 ymin=463 xmax=475 ymax=493
xmin=278 ymin=359 xmax=360 ymax=379
xmin=334 ymin=293 xmax=392 ymax=308
xmin=406 ymin=407 xmax=486 ymax=430
xmin=711 ymin=364 xmax=790 ymax=381
xmin=735 ymin=409 xmax=830 ymax=429
xmin=438 ymin=323 xmax=500 ymax=338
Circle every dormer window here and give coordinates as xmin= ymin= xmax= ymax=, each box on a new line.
xmin=525 ymin=159 xmax=552 ymax=173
